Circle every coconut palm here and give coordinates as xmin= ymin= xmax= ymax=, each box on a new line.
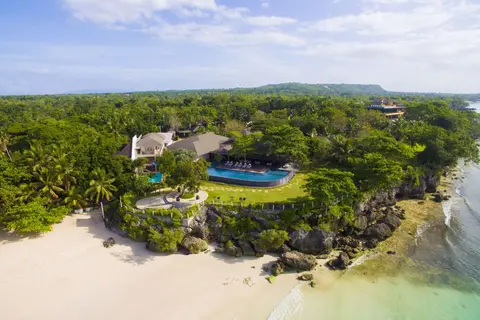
xmin=30 ymin=167 xmax=64 ymax=200
xmin=330 ymin=135 xmax=355 ymax=165
xmin=25 ymin=141 xmax=50 ymax=172
xmin=86 ymin=169 xmax=117 ymax=203
xmin=64 ymin=187 xmax=88 ymax=209
xmin=54 ymin=156 xmax=78 ymax=191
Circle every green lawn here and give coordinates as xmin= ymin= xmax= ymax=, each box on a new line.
xmin=202 ymin=173 xmax=311 ymax=205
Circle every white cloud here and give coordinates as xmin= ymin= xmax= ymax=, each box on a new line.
xmin=63 ymin=0 xmax=298 ymax=47
xmin=261 ymin=1 xmax=270 ymax=8
xmin=63 ymin=0 xmax=217 ymax=24
xmin=30 ymin=0 xmax=478 ymax=94
xmin=246 ymin=16 xmax=297 ymax=27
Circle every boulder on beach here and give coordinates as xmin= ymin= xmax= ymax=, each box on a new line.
xmin=288 ymin=229 xmax=335 ymax=255
xmin=279 ymin=251 xmax=317 ymax=271
xmin=238 ymin=240 xmax=256 ymax=257
xmin=327 ymin=252 xmax=350 ymax=270
xmin=271 ymin=262 xmax=285 ymax=276
xmin=297 ymin=273 xmax=314 ymax=281
xmin=383 ymin=214 xmax=402 ymax=231
xmin=181 ymin=236 xmax=208 ymax=254
xmin=364 ymin=223 xmax=392 ymax=240
xmin=225 ymin=243 xmax=243 ymax=257
xmin=365 ymin=239 xmax=379 ymax=249
xmin=103 ymin=237 xmax=115 ymax=248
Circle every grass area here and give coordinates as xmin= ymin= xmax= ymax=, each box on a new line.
xmin=201 ymin=173 xmax=310 ymax=205
xmin=180 ymin=193 xmax=195 ymax=200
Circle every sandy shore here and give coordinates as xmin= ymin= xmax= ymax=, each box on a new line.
xmin=0 ymin=212 xmax=298 ymax=320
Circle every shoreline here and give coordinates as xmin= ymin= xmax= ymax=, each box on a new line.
xmin=0 ymin=169 xmax=462 ymax=320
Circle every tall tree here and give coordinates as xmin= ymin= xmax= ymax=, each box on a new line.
xmin=0 ymin=131 xmax=13 ymax=161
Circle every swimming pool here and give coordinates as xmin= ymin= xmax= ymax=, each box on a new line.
xmin=207 ymin=164 xmax=293 ymax=187
xmin=148 ymin=173 xmax=163 ymax=183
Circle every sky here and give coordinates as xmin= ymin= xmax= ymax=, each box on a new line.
xmin=0 ymin=0 xmax=479 ymax=95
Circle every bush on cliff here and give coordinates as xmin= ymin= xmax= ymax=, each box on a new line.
xmin=147 ymin=228 xmax=184 ymax=253
xmin=256 ymin=229 xmax=289 ymax=251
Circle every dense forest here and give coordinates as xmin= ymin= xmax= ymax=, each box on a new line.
xmin=0 ymin=90 xmax=479 ymax=235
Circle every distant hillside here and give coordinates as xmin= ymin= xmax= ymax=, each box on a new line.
xmin=135 ymin=83 xmax=388 ymax=97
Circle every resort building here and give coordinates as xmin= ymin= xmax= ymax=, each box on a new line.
xmin=367 ymin=99 xmax=406 ymax=120
xmin=118 ymin=131 xmax=175 ymax=161
xmin=167 ymin=133 xmax=232 ymax=160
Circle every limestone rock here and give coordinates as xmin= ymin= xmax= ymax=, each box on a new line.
xmin=279 ymin=251 xmax=317 ymax=271
xmin=181 ymin=236 xmax=208 ymax=254
xmin=364 ymin=223 xmax=392 ymax=240
xmin=225 ymin=244 xmax=243 ymax=257
xmin=271 ymin=262 xmax=285 ymax=276
xmin=103 ymin=237 xmax=115 ymax=248
xmin=288 ymin=229 xmax=335 ymax=255
xmin=365 ymin=239 xmax=379 ymax=249
xmin=327 ymin=252 xmax=350 ymax=270
xmin=383 ymin=214 xmax=402 ymax=231
xmin=238 ymin=240 xmax=256 ymax=257
xmin=297 ymin=273 xmax=314 ymax=281
xmin=354 ymin=215 xmax=368 ymax=231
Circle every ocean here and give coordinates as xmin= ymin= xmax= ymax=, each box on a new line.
xmin=268 ymin=102 xmax=480 ymax=320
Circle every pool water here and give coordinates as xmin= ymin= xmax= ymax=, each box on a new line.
xmin=208 ymin=165 xmax=289 ymax=182
xmin=148 ymin=173 xmax=163 ymax=183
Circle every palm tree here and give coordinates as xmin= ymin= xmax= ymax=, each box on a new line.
xmin=17 ymin=183 xmax=38 ymax=203
xmin=25 ymin=141 xmax=50 ymax=172
xmin=86 ymin=169 xmax=117 ymax=203
xmin=330 ymin=135 xmax=355 ymax=165
xmin=64 ymin=187 xmax=88 ymax=210
xmin=0 ymin=131 xmax=12 ymax=162
xmin=31 ymin=167 xmax=64 ymax=200
xmin=54 ymin=156 xmax=78 ymax=191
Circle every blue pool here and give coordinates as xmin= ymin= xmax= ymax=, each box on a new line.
xmin=207 ymin=166 xmax=289 ymax=182
xmin=148 ymin=173 xmax=163 ymax=183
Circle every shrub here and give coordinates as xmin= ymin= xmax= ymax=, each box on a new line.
xmin=256 ymin=229 xmax=289 ymax=250
xmin=148 ymin=228 xmax=184 ymax=253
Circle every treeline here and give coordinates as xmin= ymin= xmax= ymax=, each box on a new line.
xmin=0 ymin=92 xmax=479 ymax=233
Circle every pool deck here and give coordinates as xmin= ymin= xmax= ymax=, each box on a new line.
xmin=215 ymin=163 xmax=269 ymax=173
xmin=165 ymin=191 xmax=209 ymax=208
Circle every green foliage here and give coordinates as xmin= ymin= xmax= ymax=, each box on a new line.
xmin=161 ymin=149 xmax=209 ymax=194
xmin=222 ymin=216 xmax=260 ymax=240
xmin=262 ymin=125 xmax=309 ymax=164
xmin=148 ymin=228 xmax=185 ymax=253
xmin=0 ymin=89 xmax=478 ymax=236
xmin=351 ymin=153 xmax=404 ymax=193
xmin=86 ymin=169 xmax=117 ymax=203
xmin=256 ymin=229 xmax=289 ymax=250
xmin=2 ymin=199 xmax=69 ymax=233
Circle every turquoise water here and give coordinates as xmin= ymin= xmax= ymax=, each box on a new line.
xmin=148 ymin=173 xmax=163 ymax=183
xmin=208 ymin=164 xmax=289 ymax=182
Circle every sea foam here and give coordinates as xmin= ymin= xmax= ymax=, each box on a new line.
xmin=267 ymin=285 xmax=303 ymax=320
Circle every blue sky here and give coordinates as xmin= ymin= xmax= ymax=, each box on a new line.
xmin=0 ymin=0 xmax=479 ymax=95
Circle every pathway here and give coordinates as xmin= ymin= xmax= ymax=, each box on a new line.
xmin=165 ymin=190 xmax=209 ymax=208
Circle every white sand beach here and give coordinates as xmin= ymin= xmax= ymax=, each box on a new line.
xmin=0 ymin=212 xmax=298 ymax=320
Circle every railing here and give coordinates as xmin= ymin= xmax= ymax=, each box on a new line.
xmin=208 ymin=170 xmax=295 ymax=188
xmin=207 ymin=200 xmax=315 ymax=212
